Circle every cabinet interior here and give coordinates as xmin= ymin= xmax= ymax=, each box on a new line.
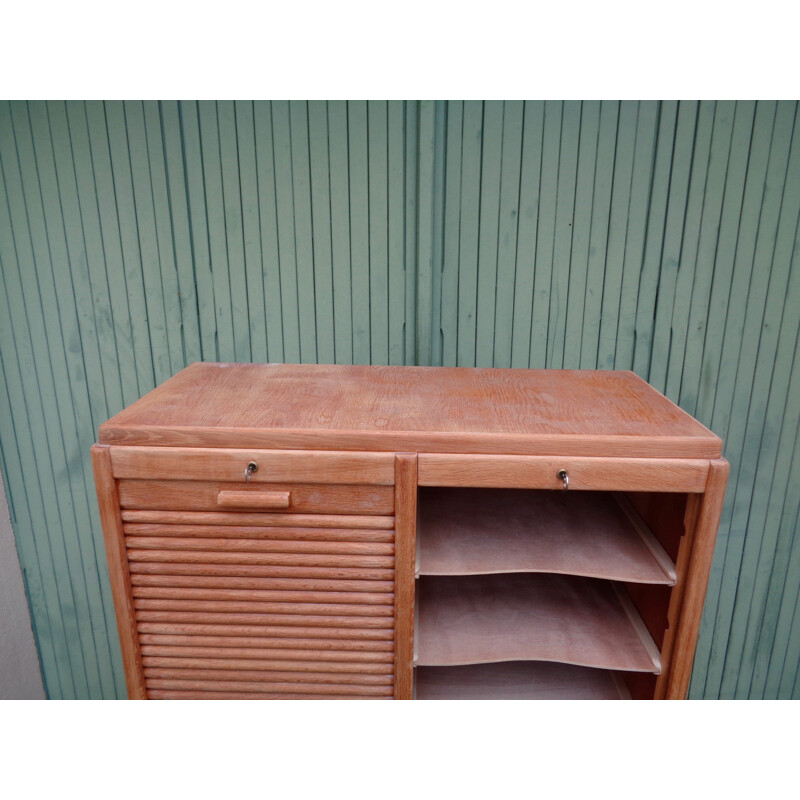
xmin=414 ymin=487 xmax=689 ymax=700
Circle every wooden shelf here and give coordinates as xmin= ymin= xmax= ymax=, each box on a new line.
xmin=417 ymin=488 xmax=675 ymax=584
xmin=415 ymin=662 xmax=631 ymax=700
xmin=415 ymin=573 xmax=661 ymax=673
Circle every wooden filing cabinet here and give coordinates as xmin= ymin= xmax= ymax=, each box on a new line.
xmin=92 ymin=363 xmax=728 ymax=700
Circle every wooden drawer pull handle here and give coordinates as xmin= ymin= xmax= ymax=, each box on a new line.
xmin=217 ymin=491 xmax=292 ymax=509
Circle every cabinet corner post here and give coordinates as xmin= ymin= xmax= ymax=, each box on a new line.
xmin=91 ymin=444 xmax=147 ymax=700
xmin=393 ymin=453 xmax=418 ymax=700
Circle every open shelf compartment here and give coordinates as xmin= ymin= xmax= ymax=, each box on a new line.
xmin=415 ymin=573 xmax=662 ymax=674
xmin=415 ymin=662 xmax=632 ymax=700
xmin=417 ymin=488 xmax=676 ymax=585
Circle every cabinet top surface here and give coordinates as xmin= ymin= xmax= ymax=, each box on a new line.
xmin=98 ymin=363 xmax=721 ymax=458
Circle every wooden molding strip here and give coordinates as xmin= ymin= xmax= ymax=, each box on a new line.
xmin=418 ymin=454 xmax=709 ymax=492
xmin=109 ymin=446 xmax=395 ymax=485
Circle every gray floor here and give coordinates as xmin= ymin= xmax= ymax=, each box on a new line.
xmin=0 ymin=474 xmax=45 ymax=699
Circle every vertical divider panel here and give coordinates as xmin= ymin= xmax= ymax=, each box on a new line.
xmin=91 ymin=445 xmax=146 ymax=699
xmin=393 ymin=453 xmax=418 ymax=699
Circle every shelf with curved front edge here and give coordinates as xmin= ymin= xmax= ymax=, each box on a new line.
xmin=415 ymin=662 xmax=633 ymax=700
xmin=416 ymin=488 xmax=676 ymax=585
xmin=415 ymin=573 xmax=662 ymax=674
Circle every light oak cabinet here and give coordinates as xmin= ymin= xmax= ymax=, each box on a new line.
xmin=92 ymin=363 xmax=727 ymax=700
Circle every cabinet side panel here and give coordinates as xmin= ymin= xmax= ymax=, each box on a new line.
xmin=664 ymin=459 xmax=729 ymax=699
xmin=393 ymin=453 xmax=417 ymax=699
xmin=92 ymin=445 xmax=147 ymax=699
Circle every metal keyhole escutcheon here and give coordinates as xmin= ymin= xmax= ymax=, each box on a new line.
xmin=557 ymin=469 xmax=569 ymax=490
xmin=245 ymin=461 xmax=258 ymax=482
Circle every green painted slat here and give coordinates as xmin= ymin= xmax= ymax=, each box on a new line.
xmin=80 ymin=101 xmax=142 ymax=404
xmin=440 ymin=101 xmax=464 ymax=367
xmin=596 ymin=100 xmax=637 ymax=370
xmin=613 ymin=101 xmax=659 ymax=370
xmin=347 ymin=101 xmax=370 ymax=365
xmin=216 ymin=100 xmax=251 ymax=362
xmin=648 ymin=100 xmax=699 ymax=391
xmin=662 ymin=100 xmax=716 ymax=398
xmin=416 ymin=101 xmax=435 ymax=366
xmin=579 ymin=100 xmax=619 ymax=369
xmin=307 ymin=101 xmax=335 ymax=365
xmin=631 ymin=102 xmax=678 ymax=377
xmin=734 ymin=119 xmax=800 ymax=697
xmin=530 ymin=100 xmax=561 ymax=369
xmin=676 ymin=101 xmax=736 ymax=415
xmin=547 ymin=99 xmax=581 ymax=369
xmin=141 ymin=101 xmax=187 ymax=373
xmin=288 ymin=101 xmax=318 ymax=364
xmin=232 ymin=101 xmax=267 ymax=364
xmin=510 ymin=101 xmax=545 ymax=369
xmin=252 ymin=101 xmax=285 ymax=362
xmin=270 ymin=101 xmax=302 ymax=363
xmin=405 ymin=101 xmax=423 ymax=366
xmin=492 ymin=101 xmax=524 ymax=369
xmin=699 ymin=101 xmax=780 ymax=698
xmin=474 ymin=100 xmax=503 ymax=368
xmin=427 ymin=101 xmax=445 ymax=367
xmin=122 ymin=100 xmax=181 ymax=382
xmin=456 ymin=101 xmax=483 ymax=367
xmin=712 ymin=102 xmax=797 ymax=699
xmin=367 ymin=101 xmax=389 ymax=365
xmin=178 ymin=100 xmax=218 ymax=362
xmin=0 ymin=175 xmax=68 ymax=698
xmin=326 ymin=101 xmax=352 ymax=365
xmin=562 ymin=100 xmax=600 ymax=369
xmin=689 ymin=100 xmax=759 ymax=691
xmin=159 ymin=101 xmax=203 ymax=367
xmin=24 ymin=101 xmax=127 ymax=696
xmin=9 ymin=102 xmax=120 ymax=699
xmin=0 ymin=344 xmax=61 ymax=696
xmin=0 ymin=104 xmax=89 ymax=698
xmin=387 ymin=100 xmax=406 ymax=366
xmin=755 ymin=215 xmax=800 ymax=698
xmin=197 ymin=101 xmax=236 ymax=363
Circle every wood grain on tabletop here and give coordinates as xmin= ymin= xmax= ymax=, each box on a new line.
xmin=98 ymin=362 xmax=722 ymax=458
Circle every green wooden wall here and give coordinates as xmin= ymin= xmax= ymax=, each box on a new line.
xmin=1 ymin=100 xmax=798 ymax=699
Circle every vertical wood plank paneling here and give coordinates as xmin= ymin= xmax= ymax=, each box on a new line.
xmin=474 ymin=100 xmax=503 ymax=367
xmin=456 ymin=101 xmax=483 ymax=367
xmin=307 ymin=101 xmax=335 ymax=364
xmin=160 ymin=101 xmax=203 ymax=367
xmin=547 ymin=100 xmax=581 ymax=369
xmin=216 ymin=101 xmax=251 ymax=362
xmin=179 ymin=100 xmax=218 ymax=362
xmin=562 ymin=100 xmax=600 ymax=369
xmin=326 ymin=101 xmax=353 ymax=364
xmin=233 ymin=100 xmax=268 ymax=364
xmin=0 ymin=99 xmax=415 ymax=697
xmin=613 ymin=100 xmax=660 ymax=369
xmin=440 ymin=101 xmax=464 ymax=367
xmin=510 ymin=101 xmax=545 ymax=369
xmin=492 ymin=101 xmax=524 ymax=368
xmin=579 ymin=100 xmax=619 ymax=369
xmin=2 ymin=100 xmax=800 ymax=699
xmin=252 ymin=101 xmax=285 ymax=362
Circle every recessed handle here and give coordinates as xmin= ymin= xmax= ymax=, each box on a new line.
xmin=217 ymin=490 xmax=291 ymax=509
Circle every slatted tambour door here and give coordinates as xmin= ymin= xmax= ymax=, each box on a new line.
xmin=96 ymin=446 xmax=399 ymax=699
